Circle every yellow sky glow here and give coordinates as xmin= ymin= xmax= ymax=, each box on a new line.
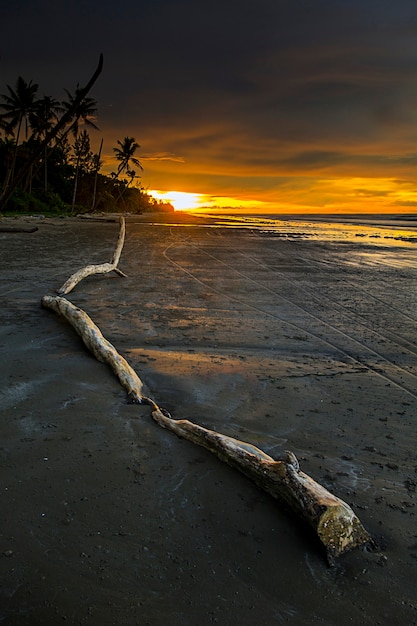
xmin=146 ymin=175 xmax=417 ymax=214
xmin=149 ymin=190 xmax=277 ymax=212
xmin=149 ymin=190 xmax=206 ymax=211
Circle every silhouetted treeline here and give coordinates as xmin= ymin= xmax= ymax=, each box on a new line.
xmin=0 ymin=74 xmax=174 ymax=215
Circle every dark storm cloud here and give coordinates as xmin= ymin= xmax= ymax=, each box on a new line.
xmin=3 ymin=0 xmax=417 ymax=208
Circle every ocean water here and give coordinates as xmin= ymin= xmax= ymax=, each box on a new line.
xmin=190 ymin=212 xmax=417 ymax=247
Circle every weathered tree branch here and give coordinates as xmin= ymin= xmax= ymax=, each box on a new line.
xmin=151 ymin=408 xmax=371 ymax=562
xmin=41 ymin=293 xmax=144 ymax=403
xmin=57 ymin=216 xmax=126 ymax=295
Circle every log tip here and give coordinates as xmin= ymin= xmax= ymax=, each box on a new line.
xmin=41 ymin=294 xmax=54 ymax=307
xmin=317 ymin=504 xmax=371 ymax=563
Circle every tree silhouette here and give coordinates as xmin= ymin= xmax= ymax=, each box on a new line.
xmin=113 ymin=137 xmax=143 ymax=179
xmin=0 ymin=54 xmax=104 ymax=208
xmin=90 ymin=137 xmax=103 ymax=212
xmin=28 ymin=95 xmax=60 ymax=191
xmin=29 ymin=96 xmax=60 ymax=140
xmin=112 ymin=137 xmax=143 ymax=205
xmin=0 ymin=76 xmax=39 ymax=144
xmin=0 ymin=77 xmax=39 ymax=190
xmin=71 ymin=129 xmax=94 ymax=212
xmin=60 ymin=87 xmax=99 ymax=139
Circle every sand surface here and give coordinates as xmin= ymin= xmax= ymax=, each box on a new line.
xmin=0 ymin=213 xmax=416 ymax=625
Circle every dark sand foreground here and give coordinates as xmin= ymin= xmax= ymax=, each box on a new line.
xmin=1 ymin=213 xmax=416 ymax=625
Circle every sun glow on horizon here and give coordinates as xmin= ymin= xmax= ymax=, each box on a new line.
xmin=149 ymin=178 xmax=417 ymax=215
xmin=150 ymin=190 xmax=207 ymax=211
xmin=150 ymin=190 xmax=277 ymax=213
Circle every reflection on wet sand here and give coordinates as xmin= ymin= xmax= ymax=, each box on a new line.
xmin=136 ymin=212 xmax=417 ymax=248
xmin=204 ymin=214 xmax=417 ymax=247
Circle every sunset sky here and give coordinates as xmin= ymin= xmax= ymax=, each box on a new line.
xmin=3 ymin=0 xmax=417 ymax=213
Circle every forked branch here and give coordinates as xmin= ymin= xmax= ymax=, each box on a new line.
xmin=57 ymin=217 xmax=126 ymax=295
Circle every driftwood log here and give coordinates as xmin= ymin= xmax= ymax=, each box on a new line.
xmin=41 ymin=294 xmax=145 ymax=403
xmin=152 ymin=408 xmax=371 ymax=562
xmin=57 ymin=217 xmax=127 ymax=295
xmin=41 ymin=218 xmax=372 ymax=563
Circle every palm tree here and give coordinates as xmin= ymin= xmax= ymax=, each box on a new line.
xmin=112 ymin=137 xmax=143 ymax=207
xmin=60 ymin=87 xmax=99 ymax=139
xmin=0 ymin=77 xmax=39 ymax=191
xmin=28 ymin=95 xmax=60 ymax=191
xmin=0 ymin=76 xmax=39 ymax=144
xmin=29 ymin=95 xmax=60 ymax=140
xmin=113 ymin=136 xmax=143 ymax=178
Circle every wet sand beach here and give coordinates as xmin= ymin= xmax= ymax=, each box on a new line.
xmin=0 ymin=212 xmax=416 ymax=624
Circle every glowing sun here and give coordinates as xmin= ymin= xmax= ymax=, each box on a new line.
xmin=150 ymin=190 xmax=205 ymax=211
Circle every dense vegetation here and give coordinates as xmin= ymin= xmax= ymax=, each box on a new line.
xmin=0 ymin=74 xmax=174 ymax=215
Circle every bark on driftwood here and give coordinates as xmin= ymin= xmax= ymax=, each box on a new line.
xmin=41 ymin=218 xmax=372 ymax=563
xmin=41 ymin=294 xmax=145 ymax=403
xmin=57 ymin=217 xmax=127 ymax=295
xmin=151 ymin=408 xmax=371 ymax=562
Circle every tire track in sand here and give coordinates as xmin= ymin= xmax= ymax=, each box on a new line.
xmin=162 ymin=235 xmax=417 ymax=400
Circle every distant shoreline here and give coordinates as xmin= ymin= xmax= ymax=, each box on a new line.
xmin=274 ymin=212 xmax=417 ymax=228
xmin=186 ymin=210 xmax=417 ymax=230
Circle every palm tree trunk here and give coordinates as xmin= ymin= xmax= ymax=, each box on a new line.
xmin=44 ymin=144 xmax=48 ymax=193
xmin=27 ymin=163 xmax=33 ymax=194
xmin=7 ymin=116 xmax=23 ymax=191
xmin=91 ymin=137 xmax=103 ymax=211
xmin=71 ymin=156 xmax=81 ymax=213
xmin=1 ymin=165 xmax=13 ymax=195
